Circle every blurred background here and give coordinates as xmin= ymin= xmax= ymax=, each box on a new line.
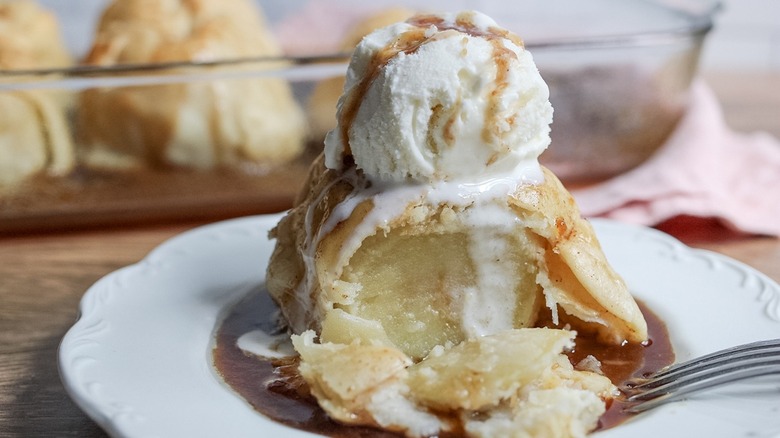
xmin=50 ymin=0 xmax=780 ymax=72
xmin=702 ymin=0 xmax=780 ymax=71
xmin=3 ymin=0 xmax=777 ymax=232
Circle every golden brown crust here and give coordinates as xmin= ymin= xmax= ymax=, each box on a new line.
xmin=267 ymin=154 xmax=356 ymax=331
xmin=0 ymin=0 xmax=71 ymax=70
xmin=508 ymin=168 xmax=648 ymax=343
xmin=0 ymin=1 xmax=74 ymax=188
xmin=84 ymin=0 xmax=282 ymax=65
xmin=77 ymin=0 xmax=305 ymax=170
xmin=267 ymin=158 xmax=648 ymax=345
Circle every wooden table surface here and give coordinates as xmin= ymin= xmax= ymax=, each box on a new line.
xmin=1 ymin=73 xmax=779 ymax=437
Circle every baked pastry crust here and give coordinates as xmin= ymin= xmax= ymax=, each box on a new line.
xmin=268 ymin=156 xmax=648 ymax=351
xmin=0 ymin=0 xmax=74 ymax=188
xmin=267 ymin=156 xmax=646 ymax=436
xmin=77 ymin=0 xmax=306 ymax=170
xmin=0 ymin=0 xmax=71 ymax=70
xmin=293 ymin=327 xmax=615 ymax=437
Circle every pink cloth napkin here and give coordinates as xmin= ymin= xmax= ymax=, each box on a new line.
xmin=572 ymin=80 xmax=780 ymax=237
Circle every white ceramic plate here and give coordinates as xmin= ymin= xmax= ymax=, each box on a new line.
xmin=59 ymin=214 xmax=780 ymax=438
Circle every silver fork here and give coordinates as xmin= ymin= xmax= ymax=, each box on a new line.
xmin=620 ymin=338 xmax=780 ymax=413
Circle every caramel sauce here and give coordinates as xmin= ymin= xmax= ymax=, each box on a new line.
xmin=338 ymin=26 xmax=428 ymax=159
xmin=213 ymin=288 xmax=675 ymax=437
xmin=564 ymin=319 xmax=675 ymax=430
xmin=212 ymin=288 xmax=400 ymax=437
xmin=406 ymin=13 xmax=525 ymax=48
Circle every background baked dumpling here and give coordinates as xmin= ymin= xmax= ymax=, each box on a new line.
xmin=77 ymin=0 xmax=306 ymax=171
xmin=0 ymin=0 xmax=74 ymax=189
xmin=0 ymin=0 xmax=71 ymax=70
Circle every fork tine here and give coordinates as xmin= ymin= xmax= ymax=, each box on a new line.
xmin=625 ymin=358 xmax=780 ymax=400
xmin=627 ymin=349 xmax=780 ymax=392
xmin=619 ymin=339 xmax=780 ymax=414
xmin=625 ymin=339 xmax=780 ymax=390
xmin=626 ymin=365 xmax=780 ymax=413
xmin=649 ymin=339 xmax=780 ymax=378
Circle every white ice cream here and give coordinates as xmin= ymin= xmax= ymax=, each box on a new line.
xmin=324 ymin=10 xmax=553 ymax=184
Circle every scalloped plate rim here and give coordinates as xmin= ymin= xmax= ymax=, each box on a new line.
xmin=58 ymin=215 xmax=780 ymax=438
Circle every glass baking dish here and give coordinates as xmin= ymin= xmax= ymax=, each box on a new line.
xmin=0 ymin=0 xmax=716 ymax=233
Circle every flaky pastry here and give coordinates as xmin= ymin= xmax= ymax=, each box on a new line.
xmin=77 ymin=0 xmax=306 ymax=170
xmin=0 ymin=0 xmax=74 ymax=189
xmin=269 ymin=157 xmax=647 ymax=354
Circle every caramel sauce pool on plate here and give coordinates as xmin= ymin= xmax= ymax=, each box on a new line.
xmin=213 ymin=289 xmax=674 ymax=437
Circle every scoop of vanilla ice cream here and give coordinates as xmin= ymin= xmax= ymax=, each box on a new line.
xmin=324 ymin=11 xmax=553 ymax=183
